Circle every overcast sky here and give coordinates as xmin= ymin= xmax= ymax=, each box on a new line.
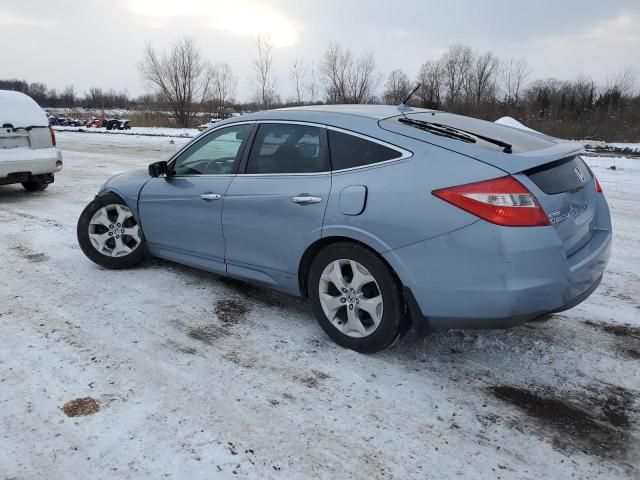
xmin=1 ymin=0 xmax=639 ymax=101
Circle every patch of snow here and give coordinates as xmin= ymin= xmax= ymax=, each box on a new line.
xmin=494 ymin=116 xmax=540 ymax=133
xmin=53 ymin=125 xmax=200 ymax=139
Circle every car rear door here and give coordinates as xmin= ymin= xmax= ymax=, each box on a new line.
xmin=222 ymin=122 xmax=331 ymax=291
xmin=138 ymin=123 xmax=253 ymax=274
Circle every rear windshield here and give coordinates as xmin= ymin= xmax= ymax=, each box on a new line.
xmin=386 ymin=112 xmax=556 ymax=154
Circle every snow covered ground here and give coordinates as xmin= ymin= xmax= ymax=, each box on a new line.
xmin=0 ymin=132 xmax=638 ymax=479
xmin=54 ymin=125 xmax=201 ymax=138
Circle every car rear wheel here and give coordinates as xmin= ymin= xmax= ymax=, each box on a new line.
xmin=21 ymin=181 xmax=49 ymax=192
xmin=308 ymin=242 xmax=405 ymax=353
xmin=77 ymin=193 xmax=145 ymax=269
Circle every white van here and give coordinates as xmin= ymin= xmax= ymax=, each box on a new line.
xmin=0 ymin=90 xmax=62 ymax=191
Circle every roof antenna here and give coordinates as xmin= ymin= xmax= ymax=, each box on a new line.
xmin=398 ymin=83 xmax=421 ymax=114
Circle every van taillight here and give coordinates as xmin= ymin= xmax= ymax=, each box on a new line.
xmin=595 ymin=177 xmax=603 ymax=193
xmin=432 ymin=176 xmax=550 ymax=227
xmin=49 ymin=126 xmax=56 ymax=146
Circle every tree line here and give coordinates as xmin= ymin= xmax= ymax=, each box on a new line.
xmin=2 ymin=37 xmax=638 ymax=140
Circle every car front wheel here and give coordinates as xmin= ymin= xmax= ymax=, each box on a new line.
xmin=308 ymin=242 xmax=405 ymax=353
xmin=77 ymin=193 xmax=145 ymax=269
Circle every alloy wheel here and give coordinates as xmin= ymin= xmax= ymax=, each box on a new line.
xmin=88 ymin=204 xmax=141 ymax=257
xmin=318 ymin=259 xmax=384 ymax=338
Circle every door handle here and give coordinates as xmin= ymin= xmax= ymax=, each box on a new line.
xmin=292 ymin=195 xmax=322 ymax=205
xmin=200 ymin=193 xmax=222 ymax=201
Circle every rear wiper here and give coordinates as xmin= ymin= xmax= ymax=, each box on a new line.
xmin=398 ymin=118 xmax=476 ymax=144
xmin=399 ymin=117 xmax=513 ymax=154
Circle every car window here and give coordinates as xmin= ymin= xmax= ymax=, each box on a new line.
xmin=246 ymin=124 xmax=328 ymax=174
xmin=174 ymin=124 xmax=252 ymax=175
xmin=328 ymin=130 xmax=403 ymax=170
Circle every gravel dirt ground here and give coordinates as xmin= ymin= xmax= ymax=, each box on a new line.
xmin=1 ymin=132 xmax=638 ymax=479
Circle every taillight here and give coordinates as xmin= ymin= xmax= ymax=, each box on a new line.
xmin=49 ymin=126 xmax=56 ymax=147
xmin=595 ymin=177 xmax=603 ymax=193
xmin=433 ymin=176 xmax=550 ymax=227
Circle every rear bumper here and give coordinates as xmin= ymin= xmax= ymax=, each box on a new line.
xmin=0 ymin=148 xmax=62 ymax=180
xmin=384 ymin=198 xmax=612 ymax=331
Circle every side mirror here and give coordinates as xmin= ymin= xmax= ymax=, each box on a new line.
xmin=148 ymin=161 xmax=169 ymax=178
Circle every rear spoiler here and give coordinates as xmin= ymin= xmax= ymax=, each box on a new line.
xmin=475 ymin=142 xmax=585 ymax=174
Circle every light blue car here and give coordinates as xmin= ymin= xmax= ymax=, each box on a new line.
xmin=77 ymin=105 xmax=612 ymax=352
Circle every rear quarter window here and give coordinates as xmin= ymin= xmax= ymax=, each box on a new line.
xmin=328 ymin=130 xmax=403 ymax=171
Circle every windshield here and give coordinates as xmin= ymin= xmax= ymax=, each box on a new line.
xmin=387 ymin=112 xmax=556 ymax=154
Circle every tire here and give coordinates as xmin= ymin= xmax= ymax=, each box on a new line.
xmin=21 ymin=181 xmax=49 ymax=192
xmin=77 ymin=193 xmax=146 ymax=269
xmin=308 ymin=242 xmax=405 ymax=353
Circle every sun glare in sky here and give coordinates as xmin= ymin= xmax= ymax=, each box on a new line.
xmin=124 ymin=0 xmax=300 ymax=47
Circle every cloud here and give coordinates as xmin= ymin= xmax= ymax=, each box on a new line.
xmin=0 ymin=9 xmax=51 ymax=26
xmin=122 ymin=0 xmax=301 ymax=47
xmin=504 ymin=13 xmax=640 ymax=82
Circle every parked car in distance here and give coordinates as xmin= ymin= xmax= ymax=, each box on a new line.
xmin=85 ymin=117 xmax=104 ymax=128
xmin=77 ymin=105 xmax=612 ymax=352
xmin=104 ymin=118 xmax=131 ymax=130
xmin=1 ymin=90 xmax=63 ymax=191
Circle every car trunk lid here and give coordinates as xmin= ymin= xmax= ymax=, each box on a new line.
xmin=521 ymin=155 xmax=598 ymax=256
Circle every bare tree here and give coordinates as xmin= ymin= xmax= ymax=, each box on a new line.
xmin=28 ymin=82 xmax=48 ymax=106
xmin=86 ymin=87 xmax=105 ymax=109
xmin=211 ymin=62 xmax=237 ymax=116
xmin=291 ymin=59 xmax=307 ymax=104
xmin=470 ymin=52 xmax=500 ymax=106
xmin=139 ymin=37 xmax=213 ymax=127
xmin=383 ymin=69 xmax=411 ymax=105
xmin=572 ymin=75 xmax=597 ymax=111
xmin=307 ymin=61 xmax=319 ymax=104
xmin=416 ymin=60 xmax=444 ymax=109
xmin=320 ymin=43 xmax=379 ymax=104
xmin=442 ymin=44 xmax=474 ymax=106
xmin=524 ymin=78 xmax=563 ymax=119
xmin=60 ymin=85 xmax=76 ymax=107
xmin=253 ymin=34 xmax=278 ymax=108
xmin=608 ymin=66 xmax=637 ymax=97
xmin=501 ymin=57 xmax=531 ymax=107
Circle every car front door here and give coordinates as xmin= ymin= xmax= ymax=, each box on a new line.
xmin=223 ymin=122 xmax=331 ymax=292
xmin=138 ymin=123 xmax=253 ymax=274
